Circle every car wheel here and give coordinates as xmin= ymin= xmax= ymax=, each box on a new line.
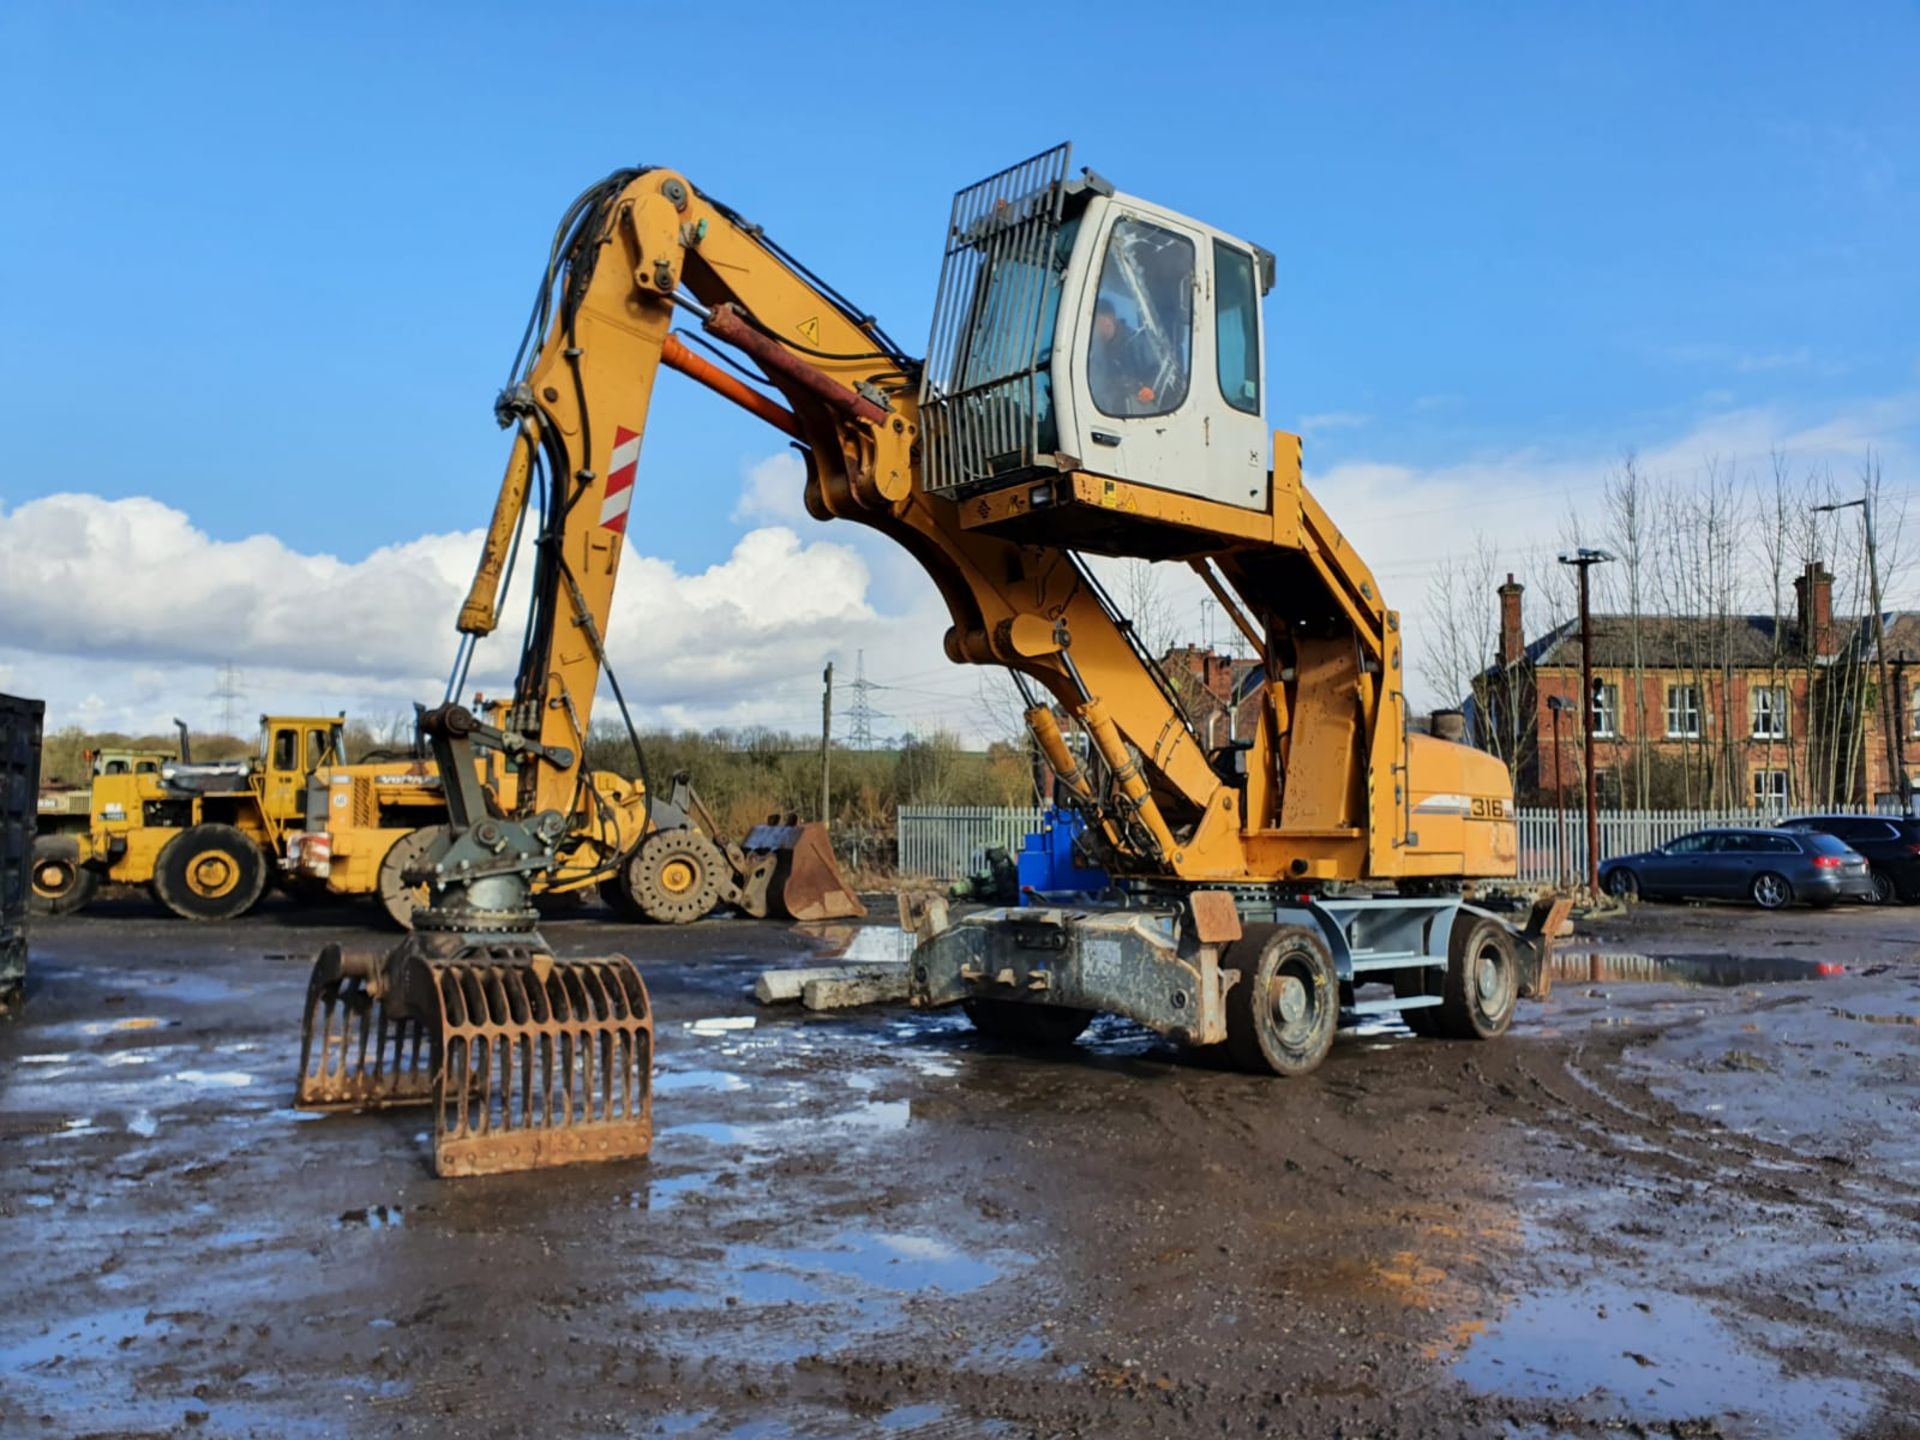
xmin=1604 ymin=867 xmax=1639 ymax=901
xmin=1750 ymin=871 xmax=1793 ymax=911
xmin=1866 ymin=869 xmax=1897 ymax=906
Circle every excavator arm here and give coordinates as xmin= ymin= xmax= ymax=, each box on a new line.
xmin=452 ymin=166 xmax=1247 ymax=881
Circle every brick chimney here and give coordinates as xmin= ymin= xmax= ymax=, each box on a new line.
xmin=1794 ymin=561 xmax=1835 ymax=659
xmin=1498 ymin=574 xmax=1525 ymax=668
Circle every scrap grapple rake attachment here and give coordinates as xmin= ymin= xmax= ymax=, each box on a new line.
xmin=296 ymin=936 xmax=653 ymax=1177
xmin=294 ymin=704 xmax=654 ymax=1178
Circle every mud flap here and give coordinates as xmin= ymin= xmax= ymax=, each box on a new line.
xmin=737 ymin=821 xmax=865 ymax=922
xmin=297 ymin=939 xmax=653 ymax=1178
xmin=1513 ymin=894 xmax=1574 ymax=1000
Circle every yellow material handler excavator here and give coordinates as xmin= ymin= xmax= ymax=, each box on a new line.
xmin=296 ymin=147 xmax=1568 ymax=1178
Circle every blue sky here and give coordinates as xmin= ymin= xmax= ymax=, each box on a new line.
xmin=2 ymin=2 xmax=1916 ymax=731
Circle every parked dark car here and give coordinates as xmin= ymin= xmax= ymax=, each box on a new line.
xmin=1777 ymin=814 xmax=1920 ymax=906
xmin=1599 ymin=827 xmax=1873 ymax=910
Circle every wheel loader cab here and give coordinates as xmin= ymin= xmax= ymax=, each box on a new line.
xmin=921 ymin=144 xmax=1275 ymax=533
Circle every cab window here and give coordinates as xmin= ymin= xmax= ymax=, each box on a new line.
xmin=1214 ymin=241 xmax=1260 ymax=415
xmin=272 ymin=728 xmax=297 ymax=770
xmin=103 ymin=759 xmax=129 ymax=775
xmin=1088 ymin=218 xmax=1193 ymax=419
xmin=307 ymin=729 xmax=332 ymax=770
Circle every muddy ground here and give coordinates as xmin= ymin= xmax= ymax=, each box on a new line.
xmin=3 ymin=892 xmax=1918 ymax=1440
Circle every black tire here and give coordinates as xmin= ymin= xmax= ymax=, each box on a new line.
xmin=1392 ymin=966 xmax=1442 ymax=1036
xmin=29 ymin=836 xmax=100 ymax=915
xmin=629 ymin=829 xmax=725 ymax=925
xmin=1750 ymin=871 xmax=1793 ymax=911
xmin=1604 ymin=867 xmax=1640 ymax=901
xmin=1437 ymin=915 xmax=1519 ymax=1041
xmin=1865 ymin=869 xmax=1897 ymax=907
xmin=1222 ymin=922 xmax=1339 ymax=1076
xmin=151 ymin=823 xmax=268 ymax=922
xmin=962 ymin=999 xmax=1095 ymax=1046
xmin=376 ymin=826 xmax=441 ymax=930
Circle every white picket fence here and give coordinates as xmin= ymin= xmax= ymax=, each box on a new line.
xmin=896 ymin=806 xmax=1047 ymax=879
xmin=1516 ymin=805 xmax=1860 ymax=884
xmin=897 ymin=802 xmax=1881 ymax=882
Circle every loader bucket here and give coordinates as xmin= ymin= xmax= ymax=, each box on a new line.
xmin=738 ymin=820 xmax=866 ymax=922
xmin=296 ymin=936 xmax=653 ymax=1178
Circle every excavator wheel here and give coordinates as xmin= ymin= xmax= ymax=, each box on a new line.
xmin=376 ymin=825 xmax=442 ymax=931
xmin=629 ymin=829 xmax=725 ymax=925
xmin=151 ymin=823 xmax=268 ymax=922
xmin=1436 ymin=914 xmax=1519 ymax=1041
xmin=29 ymin=835 xmax=100 ymax=916
xmin=1221 ymin=922 xmax=1339 ymax=1077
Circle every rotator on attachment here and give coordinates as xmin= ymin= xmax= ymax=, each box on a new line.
xmin=295 ymin=705 xmax=652 ymax=1178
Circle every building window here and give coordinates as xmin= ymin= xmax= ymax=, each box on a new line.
xmin=1752 ymin=768 xmax=1789 ymax=810
xmin=1750 ymin=685 xmax=1788 ymax=739
xmin=1911 ymin=685 xmax=1920 ymax=738
xmin=1666 ymin=684 xmax=1702 ymax=739
xmin=1591 ymin=680 xmax=1619 ymax=738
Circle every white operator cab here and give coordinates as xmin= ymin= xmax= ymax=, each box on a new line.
xmin=919 ymin=144 xmax=1276 ymax=554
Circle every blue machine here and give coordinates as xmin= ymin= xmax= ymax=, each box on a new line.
xmin=1016 ymin=806 xmax=1111 ymax=905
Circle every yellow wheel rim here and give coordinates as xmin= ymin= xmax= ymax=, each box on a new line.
xmin=34 ymin=861 xmax=73 ymax=895
xmin=659 ymin=858 xmax=697 ymax=895
xmin=185 ymin=851 xmax=240 ymax=900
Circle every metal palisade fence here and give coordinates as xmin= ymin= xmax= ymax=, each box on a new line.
xmin=897 ymin=806 xmax=1048 ymax=880
xmin=898 ymin=803 xmax=1881 ymax=883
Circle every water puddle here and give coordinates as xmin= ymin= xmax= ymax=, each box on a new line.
xmin=0 ymin=1304 xmax=153 ymax=1371
xmin=1453 ymin=1280 xmax=1870 ymax=1435
xmin=640 ymin=1228 xmax=1010 ymax=1317
xmin=1550 ymin=950 xmax=1844 ymax=988
xmin=653 ymin=1067 xmax=751 ymax=1095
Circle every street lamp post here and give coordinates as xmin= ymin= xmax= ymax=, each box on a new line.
xmin=1814 ymin=493 xmax=1910 ymax=813
xmin=1547 ymin=695 xmax=1573 ymax=887
xmin=1559 ymin=548 xmax=1616 ymax=894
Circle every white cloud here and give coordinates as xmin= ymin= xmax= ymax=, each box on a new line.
xmin=0 ymin=463 xmax=980 ymax=742
xmin=730 ymin=451 xmax=811 ymax=525
xmin=1295 ymin=410 xmax=1371 ymax=436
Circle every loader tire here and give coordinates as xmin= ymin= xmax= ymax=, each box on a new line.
xmin=630 ymin=829 xmax=725 ymax=925
xmin=152 ymin=824 xmax=268 ymax=922
xmin=1222 ymin=922 xmax=1338 ymax=1077
xmin=1436 ymin=915 xmax=1519 ymax=1041
xmin=29 ymin=836 xmax=100 ymax=915
xmin=377 ymin=826 xmax=442 ymax=931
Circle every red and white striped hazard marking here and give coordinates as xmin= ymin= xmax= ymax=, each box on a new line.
xmin=599 ymin=427 xmax=642 ymax=534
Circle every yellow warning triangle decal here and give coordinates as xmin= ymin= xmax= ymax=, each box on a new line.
xmin=797 ymin=316 xmax=820 ymax=346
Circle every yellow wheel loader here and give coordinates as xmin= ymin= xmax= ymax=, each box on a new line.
xmin=37 ymin=715 xmax=348 ymax=921
xmin=296 ymin=149 xmax=1565 ymax=1179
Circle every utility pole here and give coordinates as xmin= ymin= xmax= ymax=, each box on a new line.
xmin=1815 ymin=490 xmax=1909 ymax=812
xmin=1559 ymin=548 xmax=1615 ymax=893
xmin=1547 ymin=696 xmax=1572 ymax=887
xmin=820 ymin=661 xmax=834 ymax=824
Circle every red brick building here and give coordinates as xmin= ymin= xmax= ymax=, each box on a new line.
xmin=1479 ymin=564 xmax=1918 ymax=811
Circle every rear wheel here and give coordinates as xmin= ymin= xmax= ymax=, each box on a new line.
xmin=152 ymin=824 xmax=268 ymax=922
xmin=1866 ymin=869 xmax=1897 ymax=906
xmin=1750 ymin=871 xmax=1793 ymax=910
xmin=1604 ymin=867 xmax=1640 ymax=901
xmin=1223 ymin=923 xmax=1339 ymax=1076
xmin=962 ymin=999 xmax=1094 ymax=1046
xmin=376 ymin=826 xmax=442 ymax=930
xmin=628 ymin=829 xmax=726 ymax=925
xmin=1437 ymin=916 xmax=1519 ymax=1041
xmin=29 ymin=837 xmax=100 ymax=915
